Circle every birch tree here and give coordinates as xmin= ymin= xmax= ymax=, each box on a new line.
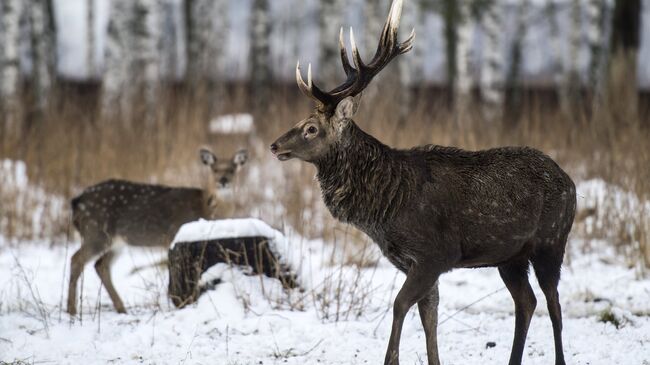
xmin=185 ymin=0 xmax=212 ymax=85
xmin=587 ymin=0 xmax=608 ymax=111
xmin=606 ymin=0 xmax=641 ymax=124
xmin=564 ymin=0 xmax=583 ymax=113
xmin=504 ymin=0 xmax=530 ymax=122
xmin=0 ymin=0 xmax=23 ymax=131
xmin=250 ymin=0 xmax=272 ymax=112
xmin=29 ymin=0 xmax=57 ymax=120
xmin=101 ymin=0 xmax=132 ymax=122
xmin=87 ymin=0 xmax=96 ymax=79
xmin=455 ymin=0 xmax=472 ymax=117
xmin=545 ymin=0 xmax=567 ymax=113
xmin=398 ymin=0 xmax=421 ymax=122
xmin=479 ymin=0 xmax=503 ymax=122
xmin=319 ymin=0 xmax=343 ymax=83
xmin=132 ymin=0 xmax=160 ymax=125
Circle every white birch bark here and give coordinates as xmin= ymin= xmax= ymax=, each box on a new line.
xmin=250 ymin=0 xmax=272 ymax=111
xmin=132 ymin=0 xmax=160 ymax=125
xmin=0 ymin=0 xmax=23 ymax=129
xmin=479 ymin=0 xmax=503 ymax=121
xmin=587 ymin=0 xmax=607 ymax=108
xmin=320 ymin=0 xmax=343 ymax=83
xmin=87 ymin=0 xmax=96 ymax=79
xmin=29 ymin=0 xmax=56 ymax=115
xmin=454 ymin=0 xmax=472 ymax=114
xmin=545 ymin=0 xmax=564 ymax=97
xmin=101 ymin=0 xmax=132 ymax=121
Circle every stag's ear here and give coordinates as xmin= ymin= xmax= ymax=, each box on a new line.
xmin=334 ymin=95 xmax=361 ymax=122
xmin=200 ymin=148 xmax=217 ymax=166
xmin=233 ymin=149 xmax=248 ymax=167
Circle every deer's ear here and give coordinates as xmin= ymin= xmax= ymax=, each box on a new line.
xmin=233 ymin=149 xmax=248 ymax=167
xmin=200 ymin=148 xmax=217 ymax=166
xmin=334 ymin=95 xmax=361 ymax=122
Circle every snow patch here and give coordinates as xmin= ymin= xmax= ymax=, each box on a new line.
xmin=209 ymin=113 xmax=254 ymax=134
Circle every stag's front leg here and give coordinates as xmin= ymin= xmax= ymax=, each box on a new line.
xmin=385 ymin=265 xmax=440 ymax=365
xmin=418 ymin=281 xmax=441 ymax=365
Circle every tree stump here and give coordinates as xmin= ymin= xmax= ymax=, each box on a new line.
xmin=168 ymin=236 xmax=298 ymax=308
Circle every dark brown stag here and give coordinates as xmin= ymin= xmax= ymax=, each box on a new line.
xmin=270 ymin=1 xmax=575 ymax=364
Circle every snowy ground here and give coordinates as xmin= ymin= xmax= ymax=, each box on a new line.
xmin=1 ymin=231 xmax=649 ymax=365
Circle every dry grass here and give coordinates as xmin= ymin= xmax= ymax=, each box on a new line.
xmin=0 ymin=82 xmax=649 ymax=268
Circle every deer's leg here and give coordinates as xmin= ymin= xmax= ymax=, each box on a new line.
xmin=418 ymin=281 xmax=440 ymax=365
xmin=385 ymin=266 xmax=440 ymax=365
xmin=499 ymin=260 xmax=537 ymax=365
xmin=95 ymin=250 xmax=126 ymax=314
xmin=532 ymin=251 xmax=566 ymax=365
xmin=67 ymin=243 xmax=101 ymax=315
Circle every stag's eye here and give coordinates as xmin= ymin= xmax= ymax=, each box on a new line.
xmin=307 ymin=126 xmax=318 ymax=134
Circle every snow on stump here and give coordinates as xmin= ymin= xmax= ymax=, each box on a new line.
xmin=168 ymin=218 xmax=298 ymax=308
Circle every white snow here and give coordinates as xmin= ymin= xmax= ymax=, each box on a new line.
xmin=208 ymin=113 xmax=255 ymax=135
xmin=1 ymin=178 xmax=650 ymax=364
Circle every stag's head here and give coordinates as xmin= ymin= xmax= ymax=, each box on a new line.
xmin=270 ymin=0 xmax=414 ymax=163
xmin=200 ymin=148 xmax=248 ymax=188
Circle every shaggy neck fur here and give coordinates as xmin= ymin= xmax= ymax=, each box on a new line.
xmin=314 ymin=121 xmax=417 ymax=229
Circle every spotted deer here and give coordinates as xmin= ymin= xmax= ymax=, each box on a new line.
xmin=66 ymin=148 xmax=248 ymax=315
xmin=270 ymin=1 xmax=576 ymax=364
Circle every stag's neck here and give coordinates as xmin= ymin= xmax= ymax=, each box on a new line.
xmin=314 ymin=122 xmax=415 ymax=229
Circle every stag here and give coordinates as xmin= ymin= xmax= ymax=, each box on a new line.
xmin=270 ymin=1 xmax=575 ymax=364
xmin=67 ymin=148 xmax=248 ymax=315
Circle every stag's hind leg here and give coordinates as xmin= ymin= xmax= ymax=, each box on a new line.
xmin=499 ymin=260 xmax=537 ymax=365
xmin=95 ymin=250 xmax=126 ymax=313
xmin=532 ymin=247 xmax=566 ymax=365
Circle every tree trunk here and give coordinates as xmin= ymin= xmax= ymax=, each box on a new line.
xmin=545 ymin=0 xmax=566 ymax=113
xmin=0 ymin=0 xmax=23 ymax=134
xmin=587 ymin=0 xmax=607 ymax=101
xmin=605 ymin=0 xmax=640 ymax=125
xmin=29 ymin=0 xmax=57 ymax=124
xmin=250 ymin=0 xmax=272 ymax=113
xmin=454 ymin=0 xmax=472 ymax=120
xmin=398 ymin=0 xmax=421 ymax=123
xmin=319 ymin=0 xmax=343 ymax=84
xmin=87 ymin=0 xmax=96 ymax=79
xmin=479 ymin=0 xmax=504 ymax=122
xmin=132 ymin=0 xmax=160 ymax=126
xmin=101 ymin=0 xmax=132 ymax=123
xmin=504 ymin=0 xmax=530 ymax=124
xmin=562 ymin=0 xmax=583 ymax=116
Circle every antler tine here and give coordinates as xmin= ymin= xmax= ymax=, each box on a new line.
xmin=296 ymin=61 xmax=311 ymax=97
xmin=399 ymin=29 xmax=416 ymax=54
xmin=339 ymin=28 xmax=355 ymax=76
xmin=349 ymin=27 xmax=365 ymax=71
xmin=296 ymin=61 xmax=333 ymax=108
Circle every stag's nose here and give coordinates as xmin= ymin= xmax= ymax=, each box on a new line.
xmin=270 ymin=143 xmax=278 ymax=154
xmin=219 ymin=177 xmax=228 ymax=186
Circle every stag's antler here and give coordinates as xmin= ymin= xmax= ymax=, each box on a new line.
xmin=296 ymin=0 xmax=415 ymax=113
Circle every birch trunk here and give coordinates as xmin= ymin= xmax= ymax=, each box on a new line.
xmin=320 ymin=0 xmax=343 ymax=83
xmin=606 ymin=0 xmax=640 ymax=125
xmin=504 ymin=0 xmax=530 ymax=123
xmin=563 ymin=0 xmax=583 ymax=114
xmin=398 ymin=0 xmax=420 ymax=122
xmin=132 ymin=0 xmax=160 ymax=125
xmin=545 ymin=0 xmax=566 ymax=112
xmin=87 ymin=0 xmax=96 ymax=79
xmin=0 ymin=0 xmax=23 ymax=132
xmin=29 ymin=0 xmax=56 ymax=119
xmin=479 ymin=1 xmax=503 ymax=122
xmin=454 ymin=0 xmax=472 ymax=120
xmin=101 ymin=0 xmax=132 ymax=122
xmin=587 ymin=0 xmax=608 ymax=111
xmin=250 ymin=0 xmax=272 ymax=112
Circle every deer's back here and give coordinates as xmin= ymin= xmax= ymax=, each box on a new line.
xmin=71 ymin=179 xmax=208 ymax=247
xmin=379 ymin=146 xmax=576 ymax=271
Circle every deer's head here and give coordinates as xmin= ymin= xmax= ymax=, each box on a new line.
xmin=200 ymin=148 xmax=248 ymax=188
xmin=270 ymin=0 xmax=413 ymax=163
